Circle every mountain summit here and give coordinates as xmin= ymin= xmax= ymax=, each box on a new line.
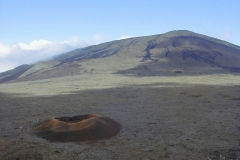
xmin=1 ymin=30 xmax=240 ymax=83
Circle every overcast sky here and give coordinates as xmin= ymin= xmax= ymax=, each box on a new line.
xmin=0 ymin=0 xmax=239 ymax=72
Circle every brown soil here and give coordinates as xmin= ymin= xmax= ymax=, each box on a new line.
xmin=32 ymin=114 xmax=121 ymax=142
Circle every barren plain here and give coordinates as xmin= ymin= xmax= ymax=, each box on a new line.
xmin=0 ymin=73 xmax=240 ymax=160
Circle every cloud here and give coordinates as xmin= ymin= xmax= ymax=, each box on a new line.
xmin=0 ymin=36 xmax=108 ymax=73
xmin=0 ymin=43 xmax=11 ymax=57
xmin=119 ymin=36 xmax=132 ymax=40
xmin=219 ymin=31 xmax=234 ymax=43
xmin=93 ymin=34 xmax=105 ymax=41
xmin=206 ymin=31 xmax=240 ymax=45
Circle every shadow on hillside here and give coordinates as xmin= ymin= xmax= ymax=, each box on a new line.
xmin=114 ymin=61 xmax=239 ymax=77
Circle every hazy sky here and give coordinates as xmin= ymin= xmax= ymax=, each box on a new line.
xmin=0 ymin=0 xmax=239 ymax=72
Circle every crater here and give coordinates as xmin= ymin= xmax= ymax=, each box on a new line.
xmin=32 ymin=114 xmax=121 ymax=142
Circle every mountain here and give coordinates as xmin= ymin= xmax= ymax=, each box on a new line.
xmin=1 ymin=30 xmax=240 ymax=83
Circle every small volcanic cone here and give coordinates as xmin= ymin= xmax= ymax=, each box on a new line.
xmin=32 ymin=114 xmax=121 ymax=142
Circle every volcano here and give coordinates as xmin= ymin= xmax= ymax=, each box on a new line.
xmin=33 ymin=114 xmax=121 ymax=142
xmin=0 ymin=30 xmax=239 ymax=83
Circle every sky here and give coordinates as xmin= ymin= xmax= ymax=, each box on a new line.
xmin=0 ymin=0 xmax=239 ymax=72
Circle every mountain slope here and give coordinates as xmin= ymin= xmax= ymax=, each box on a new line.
xmin=0 ymin=30 xmax=239 ymax=83
xmin=0 ymin=64 xmax=33 ymax=83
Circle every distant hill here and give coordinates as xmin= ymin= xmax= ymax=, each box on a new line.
xmin=1 ymin=30 xmax=240 ymax=83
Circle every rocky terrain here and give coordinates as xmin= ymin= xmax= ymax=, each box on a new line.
xmin=0 ymin=30 xmax=240 ymax=159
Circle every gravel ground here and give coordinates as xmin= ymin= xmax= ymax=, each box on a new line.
xmin=1 ymin=81 xmax=239 ymax=159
